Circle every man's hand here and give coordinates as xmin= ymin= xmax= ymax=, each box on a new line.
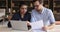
xmin=42 ymin=26 xmax=48 ymax=31
xmin=27 ymin=21 xmax=31 ymax=26
xmin=42 ymin=23 xmax=55 ymax=31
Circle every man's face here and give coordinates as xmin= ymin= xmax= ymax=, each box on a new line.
xmin=34 ymin=1 xmax=42 ymax=11
xmin=20 ymin=5 xmax=27 ymax=14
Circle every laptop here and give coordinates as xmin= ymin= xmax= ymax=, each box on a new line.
xmin=10 ymin=20 xmax=31 ymax=31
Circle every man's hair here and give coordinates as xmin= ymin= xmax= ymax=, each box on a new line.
xmin=33 ymin=0 xmax=43 ymax=4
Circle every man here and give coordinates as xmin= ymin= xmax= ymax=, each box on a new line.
xmin=30 ymin=0 xmax=55 ymax=32
xmin=8 ymin=4 xmax=31 ymax=28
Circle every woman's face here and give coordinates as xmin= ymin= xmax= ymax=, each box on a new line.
xmin=20 ymin=5 xmax=27 ymax=14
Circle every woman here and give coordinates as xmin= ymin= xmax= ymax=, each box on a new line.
xmin=8 ymin=4 xmax=31 ymax=28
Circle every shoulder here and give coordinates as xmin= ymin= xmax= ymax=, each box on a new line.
xmin=13 ymin=12 xmax=20 ymax=16
xmin=44 ymin=7 xmax=53 ymax=13
xmin=26 ymin=12 xmax=31 ymax=16
xmin=27 ymin=12 xmax=31 ymax=14
xmin=31 ymin=9 xmax=36 ymax=14
xmin=32 ymin=9 xmax=36 ymax=12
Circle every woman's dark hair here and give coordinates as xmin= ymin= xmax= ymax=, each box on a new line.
xmin=19 ymin=3 xmax=28 ymax=8
xmin=33 ymin=0 xmax=43 ymax=4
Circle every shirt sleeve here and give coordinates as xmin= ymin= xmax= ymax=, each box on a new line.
xmin=11 ymin=13 xmax=19 ymax=20
xmin=31 ymin=10 xmax=36 ymax=22
xmin=48 ymin=10 xmax=55 ymax=24
xmin=28 ymin=13 xmax=31 ymax=22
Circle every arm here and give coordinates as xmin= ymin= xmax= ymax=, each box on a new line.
xmin=43 ymin=23 xmax=55 ymax=31
xmin=8 ymin=15 xmax=12 ymax=21
xmin=27 ymin=10 xmax=36 ymax=26
xmin=44 ymin=10 xmax=55 ymax=30
xmin=43 ymin=10 xmax=55 ymax=31
xmin=48 ymin=10 xmax=55 ymax=30
xmin=47 ymin=23 xmax=55 ymax=30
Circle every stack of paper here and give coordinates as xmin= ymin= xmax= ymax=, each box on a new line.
xmin=30 ymin=20 xmax=44 ymax=30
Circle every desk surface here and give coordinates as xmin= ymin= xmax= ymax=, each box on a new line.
xmin=0 ymin=22 xmax=60 ymax=32
xmin=0 ymin=25 xmax=32 ymax=32
xmin=0 ymin=25 xmax=60 ymax=32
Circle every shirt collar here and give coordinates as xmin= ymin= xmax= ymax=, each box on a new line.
xmin=35 ymin=7 xmax=44 ymax=14
xmin=41 ymin=7 xmax=44 ymax=14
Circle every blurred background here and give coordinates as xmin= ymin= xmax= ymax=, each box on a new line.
xmin=0 ymin=0 xmax=60 ymax=32
xmin=0 ymin=0 xmax=60 ymax=21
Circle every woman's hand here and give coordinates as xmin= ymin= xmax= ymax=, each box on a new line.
xmin=8 ymin=15 xmax=12 ymax=21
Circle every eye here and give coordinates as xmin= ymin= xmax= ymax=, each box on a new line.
xmin=34 ymin=5 xmax=39 ymax=7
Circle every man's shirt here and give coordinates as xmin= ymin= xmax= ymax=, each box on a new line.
xmin=31 ymin=7 xmax=55 ymax=28
xmin=31 ymin=7 xmax=55 ymax=32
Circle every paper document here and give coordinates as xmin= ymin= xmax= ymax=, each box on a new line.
xmin=30 ymin=20 xmax=44 ymax=29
